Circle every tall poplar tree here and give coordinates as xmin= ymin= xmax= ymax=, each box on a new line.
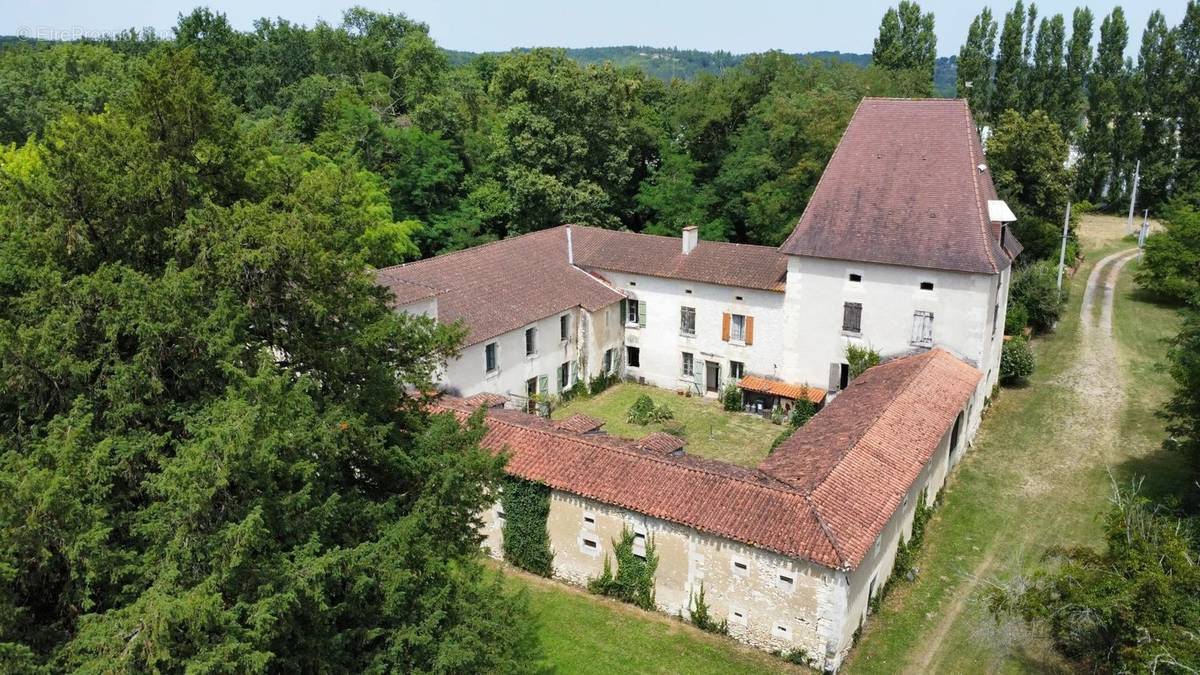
xmin=1178 ymin=1 xmax=1200 ymax=195
xmin=1059 ymin=7 xmax=1095 ymax=138
xmin=872 ymin=1 xmax=938 ymax=90
xmin=957 ymin=7 xmax=999 ymax=123
xmin=1077 ymin=7 xmax=1131 ymax=201
xmin=1135 ymin=10 xmax=1182 ymax=209
xmin=1027 ymin=14 xmax=1066 ymax=120
xmin=992 ymin=1 xmax=1028 ymax=117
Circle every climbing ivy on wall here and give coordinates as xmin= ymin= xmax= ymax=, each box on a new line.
xmin=588 ymin=526 xmax=658 ymax=610
xmin=500 ymin=476 xmax=554 ymax=576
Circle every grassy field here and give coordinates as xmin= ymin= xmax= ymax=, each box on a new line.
xmin=499 ymin=564 xmax=804 ymax=674
xmin=551 ymin=383 xmax=782 ymax=467
xmin=845 ymin=215 xmax=1192 ymax=674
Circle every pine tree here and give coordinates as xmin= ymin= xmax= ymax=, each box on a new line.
xmin=993 ymin=0 xmax=1028 ymax=117
xmin=1059 ymin=7 xmax=1094 ymax=138
xmin=1135 ymin=10 xmax=1182 ymax=209
xmin=1178 ymin=1 xmax=1200 ymax=195
xmin=872 ymin=1 xmax=938 ymax=90
xmin=1027 ymin=14 xmax=1066 ymax=120
xmin=1077 ymin=7 xmax=1131 ymax=201
xmin=957 ymin=8 xmax=998 ymax=124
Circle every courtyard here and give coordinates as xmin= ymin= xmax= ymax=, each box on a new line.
xmin=550 ymin=382 xmax=784 ymax=467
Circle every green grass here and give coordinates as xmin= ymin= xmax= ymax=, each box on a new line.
xmin=500 ymin=565 xmax=802 ymax=674
xmin=551 ymin=383 xmax=783 ymax=467
xmin=845 ymin=217 xmax=1189 ymax=674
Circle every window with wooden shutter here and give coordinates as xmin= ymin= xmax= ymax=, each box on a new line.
xmin=729 ymin=314 xmax=745 ymax=342
xmin=638 ymin=300 xmax=646 ymax=328
xmin=911 ymin=311 xmax=934 ymax=346
xmin=842 ymin=302 xmax=862 ymax=334
xmin=721 ymin=312 xmax=731 ymax=341
xmin=745 ymin=316 xmax=754 ymax=345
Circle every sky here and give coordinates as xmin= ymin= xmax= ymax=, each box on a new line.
xmin=1 ymin=0 xmax=1182 ymax=57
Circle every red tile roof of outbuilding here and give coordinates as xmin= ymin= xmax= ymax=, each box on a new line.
xmin=433 ymin=348 xmax=979 ymax=570
xmin=779 ymin=98 xmax=1016 ymax=274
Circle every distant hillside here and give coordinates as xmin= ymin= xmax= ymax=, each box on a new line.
xmin=2 ymin=37 xmax=958 ymax=96
xmin=448 ymin=45 xmax=957 ymax=96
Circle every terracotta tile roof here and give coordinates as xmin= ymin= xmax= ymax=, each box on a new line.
xmin=376 ymin=228 xmax=624 ymax=346
xmin=758 ymin=348 xmax=981 ymax=567
xmin=383 ymin=278 xmax=441 ymax=307
xmin=554 ymin=413 xmax=606 ymax=434
xmin=635 ymin=431 xmax=686 ymax=455
xmin=462 ymin=392 xmax=509 ymax=409
xmin=780 ymin=98 xmax=1017 ymax=274
xmin=432 ymin=397 xmax=844 ymax=568
xmin=571 ymin=226 xmax=788 ymax=292
xmin=738 ymin=375 xmax=827 ymax=405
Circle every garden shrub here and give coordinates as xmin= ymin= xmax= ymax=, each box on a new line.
xmin=588 ymin=372 xmax=618 ymax=396
xmin=1000 ymin=336 xmax=1035 ymax=383
xmin=846 ymin=344 xmax=881 ymax=379
xmin=627 ymin=394 xmax=673 ymax=425
xmin=688 ymin=583 xmax=727 ymax=634
xmin=768 ymin=427 xmax=795 ymax=454
xmin=769 ymin=405 xmax=785 ymax=425
xmin=789 ymin=399 xmax=817 ymax=428
xmin=1004 ymin=302 xmax=1029 ymax=335
xmin=499 ymin=476 xmax=554 ymax=576
xmin=1011 ymin=260 xmax=1066 ymax=333
xmin=588 ymin=527 xmax=658 ymax=610
xmin=782 ymin=648 xmax=812 ymax=666
xmin=721 ymin=384 xmax=742 ymax=412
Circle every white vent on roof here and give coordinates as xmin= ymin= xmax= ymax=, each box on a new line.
xmin=987 ymin=200 xmax=1017 ymax=223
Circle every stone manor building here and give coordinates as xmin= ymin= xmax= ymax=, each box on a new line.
xmin=378 ymin=98 xmax=1021 ymax=670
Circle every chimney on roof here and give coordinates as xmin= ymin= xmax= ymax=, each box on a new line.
xmin=681 ymin=225 xmax=698 ymax=255
xmin=566 ymin=225 xmax=575 ymax=265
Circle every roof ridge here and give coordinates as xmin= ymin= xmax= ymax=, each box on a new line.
xmin=375 ymin=226 xmax=567 ymax=273
xmin=963 ymin=103 xmax=999 ymax=274
xmin=769 ymin=350 xmax=938 ymax=492
xmin=454 ymin=402 xmax=813 ymax=499
xmin=571 ymin=223 xmax=783 ymax=254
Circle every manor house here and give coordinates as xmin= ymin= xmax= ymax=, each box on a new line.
xmin=379 ymin=98 xmax=1021 ymax=671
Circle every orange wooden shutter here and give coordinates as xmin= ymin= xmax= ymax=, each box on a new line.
xmin=721 ymin=313 xmax=731 ymax=341
xmin=745 ymin=316 xmax=754 ymax=345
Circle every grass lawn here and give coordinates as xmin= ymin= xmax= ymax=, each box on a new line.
xmin=845 ymin=215 xmax=1192 ymax=674
xmin=551 ymin=383 xmax=783 ymax=467
xmin=499 ymin=564 xmax=804 ymax=674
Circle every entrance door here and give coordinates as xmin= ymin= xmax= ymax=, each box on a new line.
xmin=526 ymin=377 xmax=538 ymax=413
xmin=705 ymin=361 xmax=720 ymax=393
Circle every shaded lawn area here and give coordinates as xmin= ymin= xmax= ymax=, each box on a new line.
xmin=499 ymin=564 xmax=804 ymax=675
xmin=551 ymin=383 xmax=784 ymax=467
xmin=845 ymin=219 xmax=1191 ymax=673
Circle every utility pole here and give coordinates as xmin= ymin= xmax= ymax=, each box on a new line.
xmin=1138 ymin=208 xmax=1150 ymax=249
xmin=1126 ymin=159 xmax=1140 ymax=234
xmin=1057 ymin=201 xmax=1072 ymax=291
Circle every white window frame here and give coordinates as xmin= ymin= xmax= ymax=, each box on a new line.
xmin=729 ymin=360 xmax=744 ymax=381
xmin=681 ymin=352 xmax=694 ymax=377
xmin=680 ymin=306 xmax=696 ymax=336
xmin=729 ymin=313 xmax=746 ymax=343
xmin=911 ymin=310 xmax=934 ymax=347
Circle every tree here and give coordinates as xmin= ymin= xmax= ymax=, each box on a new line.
xmin=1175 ymin=2 xmax=1200 ymax=196
xmin=989 ymin=484 xmax=1200 ymax=672
xmin=1077 ymin=7 xmax=1134 ymax=203
xmin=1136 ymin=202 xmax=1200 ymax=304
xmin=1026 ymin=14 xmax=1066 ymax=120
xmin=1058 ymin=7 xmax=1094 ymax=137
xmin=992 ymin=0 xmax=1028 ymax=117
xmin=957 ymin=8 xmax=998 ymax=122
xmin=1136 ymin=11 xmax=1184 ymax=210
xmin=986 ymin=109 xmax=1072 ymax=260
xmin=0 ymin=47 xmax=539 ymax=672
xmin=1164 ymin=299 xmax=1200 ymax=477
xmin=872 ymin=1 xmax=937 ymax=88
xmin=1011 ymin=260 xmax=1067 ymax=332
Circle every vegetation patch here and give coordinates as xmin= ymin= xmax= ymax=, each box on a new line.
xmin=588 ymin=527 xmax=658 ymax=611
xmin=687 ymin=583 xmax=728 ymax=635
xmin=1000 ymin=336 xmax=1035 ymax=383
xmin=500 ymin=476 xmax=554 ymax=577
xmin=627 ymin=394 xmax=675 ymax=425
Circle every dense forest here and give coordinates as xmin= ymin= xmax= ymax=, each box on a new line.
xmin=1 ymin=1 xmax=1199 ymax=671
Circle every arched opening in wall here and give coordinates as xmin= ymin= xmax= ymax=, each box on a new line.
xmin=949 ymin=411 xmax=964 ymax=460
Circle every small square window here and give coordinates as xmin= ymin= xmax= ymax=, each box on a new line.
xmin=685 ymin=289 xmax=693 ymax=294
xmin=773 ymin=623 xmax=792 ymax=640
xmin=732 ymin=559 xmax=749 ymax=576
xmin=778 ymin=574 xmax=795 ymax=591
xmin=849 ymin=273 xmax=862 ymax=282
xmin=628 ymin=281 xmax=636 ymax=286
xmin=627 ymin=345 xmax=641 ymax=368
xmin=729 ymin=609 xmax=747 ymax=625
xmin=920 ymin=281 xmax=934 ymax=291
xmin=582 ymin=537 xmax=598 ymax=549
xmin=583 ymin=515 xmax=595 ymax=525
xmin=735 ymin=295 xmax=743 ymax=301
